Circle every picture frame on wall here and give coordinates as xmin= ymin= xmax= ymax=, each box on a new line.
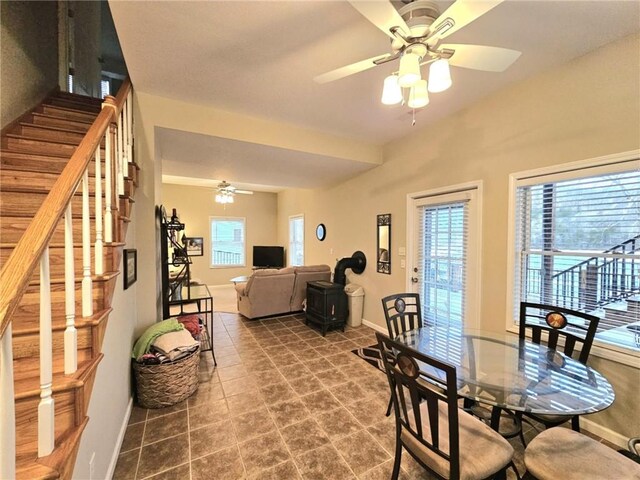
xmin=124 ymin=249 xmax=137 ymax=289
xmin=184 ymin=237 xmax=204 ymax=256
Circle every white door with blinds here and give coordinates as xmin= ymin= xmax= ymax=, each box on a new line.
xmin=409 ymin=188 xmax=480 ymax=327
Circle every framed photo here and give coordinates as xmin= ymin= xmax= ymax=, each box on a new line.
xmin=184 ymin=237 xmax=204 ymax=256
xmin=124 ymin=249 xmax=137 ymax=289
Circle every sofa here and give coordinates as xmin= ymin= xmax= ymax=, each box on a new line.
xmin=235 ymin=265 xmax=331 ymax=319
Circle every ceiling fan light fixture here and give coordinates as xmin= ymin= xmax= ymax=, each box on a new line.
xmin=381 ymin=74 xmax=403 ymax=105
xmin=428 ymin=58 xmax=452 ymax=93
xmin=215 ymin=191 xmax=234 ymax=204
xmin=398 ymin=51 xmax=421 ymax=88
xmin=408 ymin=80 xmax=429 ymax=109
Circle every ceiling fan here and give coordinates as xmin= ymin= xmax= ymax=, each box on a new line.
xmin=215 ymin=180 xmax=253 ymax=204
xmin=314 ymin=0 xmax=521 ymax=109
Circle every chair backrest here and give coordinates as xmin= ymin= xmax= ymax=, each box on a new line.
xmin=381 ymin=293 xmax=423 ymax=338
xmin=376 ymin=332 xmax=461 ymax=479
xmin=519 ymin=302 xmax=600 ymax=364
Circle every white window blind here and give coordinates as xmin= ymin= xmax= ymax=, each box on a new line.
xmin=513 ymin=167 xmax=640 ymax=348
xmin=417 ymin=199 xmax=469 ymax=325
xmin=210 ymin=217 xmax=245 ymax=267
xmin=289 ymin=215 xmax=304 ymax=267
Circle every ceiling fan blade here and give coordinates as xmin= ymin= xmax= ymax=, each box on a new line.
xmin=314 ymin=53 xmax=391 ymax=84
xmin=442 ymin=44 xmax=521 ymax=72
xmin=235 ymin=190 xmax=254 ymax=195
xmin=348 ymin=1 xmax=410 ymax=39
xmin=428 ymin=0 xmax=504 ymax=43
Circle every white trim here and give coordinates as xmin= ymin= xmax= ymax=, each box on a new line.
xmin=505 ymin=150 xmax=640 ymax=339
xmin=209 ymin=216 xmax=246 ymax=269
xmin=406 ymin=180 xmax=483 ymax=328
xmin=510 ymin=150 xmax=639 ymax=182
xmin=288 ymin=214 xmax=305 ymax=267
xmin=362 ymin=318 xmax=387 ymax=334
xmin=105 ymin=398 xmax=133 ymax=480
xmin=581 ymin=417 xmax=628 ymax=449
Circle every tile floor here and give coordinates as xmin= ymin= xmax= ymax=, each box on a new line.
xmin=114 ymin=312 xmax=616 ymax=479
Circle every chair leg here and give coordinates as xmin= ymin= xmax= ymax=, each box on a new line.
xmin=391 ymin=440 xmax=402 ymax=480
xmin=571 ymin=415 xmax=580 ymax=432
xmin=386 ymin=395 xmax=393 ymax=417
xmin=508 ymin=461 xmax=522 ymax=480
xmin=517 ymin=412 xmax=527 ymax=447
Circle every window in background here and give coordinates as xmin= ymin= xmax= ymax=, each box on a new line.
xmin=289 ymin=215 xmax=304 ymax=266
xmin=210 ymin=217 xmax=246 ymax=268
xmin=510 ymin=157 xmax=639 ymax=352
xmin=100 ymin=79 xmax=110 ymax=99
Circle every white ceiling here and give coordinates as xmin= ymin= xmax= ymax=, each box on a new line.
xmin=110 ymin=0 xmax=640 ymax=191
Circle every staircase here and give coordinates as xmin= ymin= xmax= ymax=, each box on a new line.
xmin=0 ymin=81 xmax=138 ymax=479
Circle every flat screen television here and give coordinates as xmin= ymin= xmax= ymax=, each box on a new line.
xmin=253 ymin=246 xmax=285 ymax=268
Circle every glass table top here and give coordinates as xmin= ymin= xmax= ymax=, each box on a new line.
xmin=168 ymin=284 xmax=211 ymax=304
xmin=395 ymin=324 xmax=615 ymax=416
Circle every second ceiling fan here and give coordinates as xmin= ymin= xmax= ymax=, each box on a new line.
xmin=315 ymin=0 xmax=521 ymax=109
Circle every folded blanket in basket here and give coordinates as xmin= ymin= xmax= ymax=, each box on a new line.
xmin=152 ymin=329 xmax=200 ymax=361
xmin=132 ymin=319 xmax=184 ymax=360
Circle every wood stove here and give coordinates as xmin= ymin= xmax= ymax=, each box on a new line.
xmin=305 ymin=280 xmax=347 ymax=336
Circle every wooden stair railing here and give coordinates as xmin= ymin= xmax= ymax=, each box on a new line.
xmin=0 ymin=78 xmax=135 ymax=479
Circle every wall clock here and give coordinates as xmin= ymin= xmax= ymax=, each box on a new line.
xmin=316 ymin=223 xmax=326 ymax=241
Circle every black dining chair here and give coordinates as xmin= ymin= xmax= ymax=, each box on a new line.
xmin=523 ymin=427 xmax=640 ymax=479
xmin=481 ymin=302 xmax=601 ymax=443
xmin=517 ymin=302 xmax=600 ymax=434
xmin=376 ymin=332 xmax=518 ymax=480
xmin=381 ymin=293 xmax=423 ymax=415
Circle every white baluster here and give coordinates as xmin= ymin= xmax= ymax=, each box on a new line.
xmin=117 ymin=111 xmax=124 ymax=197
xmin=104 ymin=125 xmax=113 ymax=243
xmin=38 ymin=248 xmax=55 ymax=457
xmin=64 ymin=204 xmax=77 ymax=374
xmin=0 ymin=326 xmax=16 ymax=479
xmin=82 ymin=170 xmax=93 ymax=317
xmin=95 ymin=146 xmax=104 ymax=275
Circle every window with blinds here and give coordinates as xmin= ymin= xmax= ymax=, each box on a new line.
xmin=512 ymin=164 xmax=640 ymax=350
xmin=289 ymin=215 xmax=304 ymax=267
xmin=417 ymin=200 xmax=469 ymax=325
xmin=210 ymin=217 xmax=245 ymax=268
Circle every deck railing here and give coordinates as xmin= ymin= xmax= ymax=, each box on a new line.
xmin=0 ymin=78 xmax=133 ymax=478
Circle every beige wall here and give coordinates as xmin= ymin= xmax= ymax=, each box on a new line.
xmin=277 ymin=33 xmax=640 ymax=439
xmin=0 ymin=1 xmax=58 ymax=128
xmin=163 ymin=183 xmax=278 ymax=285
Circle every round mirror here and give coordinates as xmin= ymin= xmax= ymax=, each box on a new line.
xmin=316 ymin=223 xmax=326 ymax=241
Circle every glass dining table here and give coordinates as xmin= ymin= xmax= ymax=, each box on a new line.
xmin=394 ymin=323 xmax=615 ymax=430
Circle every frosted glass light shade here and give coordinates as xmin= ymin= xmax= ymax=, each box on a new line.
xmin=381 ymin=75 xmax=403 ymax=105
xmin=428 ymin=59 xmax=452 ymax=93
xmin=398 ymin=52 xmax=421 ymax=88
xmin=215 ymin=192 xmax=234 ymax=204
xmin=408 ymin=80 xmax=429 ymax=109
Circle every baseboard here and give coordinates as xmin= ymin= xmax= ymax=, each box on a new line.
xmin=207 ymin=284 xmax=234 ymax=290
xmin=105 ymin=397 xmax=133 ymax=480
xmin=581 ymin=417 xmax=628 ymax=448
xmin=362 ymin=318 xmax=387 ymax=334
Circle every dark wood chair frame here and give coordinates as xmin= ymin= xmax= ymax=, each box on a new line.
xmin=494 ymin=302 xmax=600 ymax=444
xmin=381 ymin=293 xmax=424 ymax=416
xmin=376 ymin=332 xmax=517 ymax=480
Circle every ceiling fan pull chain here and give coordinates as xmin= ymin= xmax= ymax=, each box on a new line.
xmin=412 ymin=109 xmax=416 ymax=126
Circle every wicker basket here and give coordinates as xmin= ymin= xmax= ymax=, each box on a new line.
xmin=133 ymin=347 xmax=200 ymax=408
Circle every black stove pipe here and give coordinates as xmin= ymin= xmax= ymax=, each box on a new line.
xmin=333 ymin=251 xmax=366 ymax=286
